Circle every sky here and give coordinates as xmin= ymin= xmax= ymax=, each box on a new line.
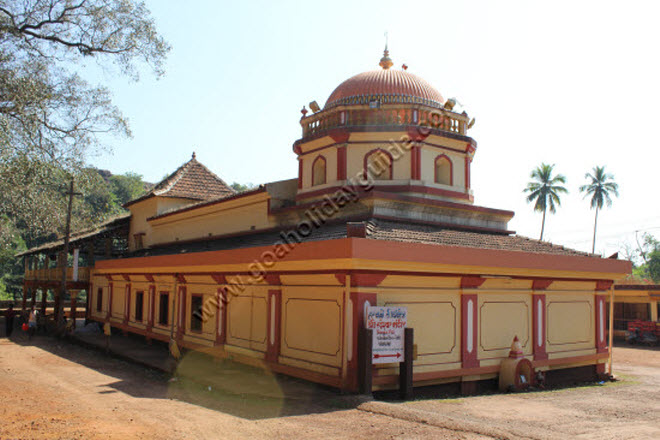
xmin=87 ymin=0 xmax=660 ymax=259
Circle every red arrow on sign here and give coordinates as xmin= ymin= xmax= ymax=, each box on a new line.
xmin=374 ymin=353 xmax=402 ymax=359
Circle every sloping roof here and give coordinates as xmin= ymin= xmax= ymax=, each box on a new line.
xmin=16 ymin=213 xmax=131 ymax=257
xmin=124 ymin=154 xmax=234 ymax=207
xmin=367 ymin=219 xmax=592 ymax=257
xmin=129 ymin=218 xmax=595 ymax=259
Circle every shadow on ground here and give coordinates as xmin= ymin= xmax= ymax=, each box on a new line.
xmin=2 ymin=317 xmax=361 ymax=420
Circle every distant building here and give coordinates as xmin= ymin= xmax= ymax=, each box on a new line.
xmin=19 ymin=49 xmax=631 ymax=392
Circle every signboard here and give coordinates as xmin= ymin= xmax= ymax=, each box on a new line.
xmin=365 ymin=306 xmax=407 ymax=364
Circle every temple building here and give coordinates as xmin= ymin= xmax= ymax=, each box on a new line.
xmin=19 ymin=49 xmax=631 ymax=392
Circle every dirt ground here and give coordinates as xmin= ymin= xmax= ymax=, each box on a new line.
xmin=0 ymin=331 xmax=658 ymax=440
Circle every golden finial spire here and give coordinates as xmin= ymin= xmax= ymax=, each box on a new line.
xmin=379 ymin=32 xmax=393 ymax=69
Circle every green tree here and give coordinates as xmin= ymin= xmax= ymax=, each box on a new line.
xmin=523 ymin=163 xmax=567 ymax=241
xmin=230 ymin=182 xmax=256 ymax=193
xmin=579 ymin=166 xmax=619 ymax=253
xmin=109 ymin=172 xmax=147 ymax=206
xmin=0 ymin=0 xmax=169 ymax=251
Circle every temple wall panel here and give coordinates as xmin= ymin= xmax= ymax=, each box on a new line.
xmin=111 ymin=281 xmax=127 ymax=321
xmin=226 ymin=285 xmax=268 ymax=352
xmin=477 ymin=293 xmax=532 ymax=360
xmin=378 ymin=290 xmax=461 ymax=367
xmin=280 ymin=286 xmax=343 ymax=367
xmin=546 ymin=293 xmax=595 ymax=353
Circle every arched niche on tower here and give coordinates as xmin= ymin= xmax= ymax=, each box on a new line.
xmin=434 ymin=154 xmax=453 ymax=186
xmin=312 ymin=155 xmax=327 ymax=186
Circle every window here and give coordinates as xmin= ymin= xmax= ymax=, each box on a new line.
xmin=312 ymin=156 xmax=326 ymax=186
xmin=190 ymin=295 xmax=203 ymax=332
xmin=159 ymin=292 xmax=169 ymax=325
xmin=434 ymin=155 xmax=453 ymax=185
xmin=133 ymin=233 xmax=144 ymax=250
xmin=96 ymin=287 xmax=103 ymax=312
xmin=364 ymin=149 xmax=393 ymax=180
xmin=135 ymin=291 xmax=144 ymax=321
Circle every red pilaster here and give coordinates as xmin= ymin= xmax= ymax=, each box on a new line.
xmin=337 ymin=146 xmax=347 ymax=180
xmin=107 ymin=282 xmax=113 ymax=321
xmin=123 ymin=283 xmax=131 ymax=325
xmin=177 ymin=285 xmax=187 ymax=340
xmin=464 ymin=157 xmax=471 ymax=189
xmin=461 ymin=294 xmax=479 ymax=368
xmin=266 ymin=289 xmax=282 ymax=362
xmin=410 ymin=145 xmax=421 ymax=180
xmin=147 ymin=285 xmax=155 ymax=331
xmin=215 ymin=288 xmax=227 ymax=345
xmin=298 ymin=158 xmax=303 ymax=189
xmin=532 ymin=294 xmax=548 ymax=360
xmin=346 ymin=291 xmax=377 ymax=391
xmin=595 ymin=295 xmax=607 ymax=353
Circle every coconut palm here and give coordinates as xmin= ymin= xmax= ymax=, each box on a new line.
xmin=580 ymin=166 xmax=619 ymax=253
xmin=523 ymin=163 xmax=568 ymax=241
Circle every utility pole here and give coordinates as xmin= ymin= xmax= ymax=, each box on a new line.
xmin=55 ymin=178 xmax=81 ymax=330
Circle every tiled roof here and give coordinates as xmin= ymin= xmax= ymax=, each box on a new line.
xmin=366 ymin=219 xmax=592 ymax=257
xmin=131 ymin=218 xmax=594 ymax=259
xmin=16 ymin=213 xmax=131 ymax=257
xmin=125 ymin=154 xmax=234 ymax=207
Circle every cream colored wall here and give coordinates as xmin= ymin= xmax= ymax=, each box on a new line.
xmin=149 ymin=197 xmax=271 ymax=245
xmin=128 ymin=198 xmax=157 ymax=251
xmin=419 ymin=146 xmax=465 ymax=189
xmin=111 ymin=281 xmax=127 ymax=321
xmin=280 ymin=286 xmax=344 ymax=369
xmin=546 ymin=293 xmax=595 ymax=354
xmin=128 ymin=197 xmax=198 ymax=251
xmin=226 ymin=285 xmax=268 ymax=353
xmin=477 ymin=293 xmax=532 ymax=360
xmin=156 ymin=197 xmax=195 ymax=216
xmin=182 ymin=285 xmax=219 ymax=345
xmin=378 ymin=290 xmax=461 ymax=370
xmin=302 ymin=148 xmax=338 ymax=189
xmin=346 ymin=144 xmax=412 ymax=181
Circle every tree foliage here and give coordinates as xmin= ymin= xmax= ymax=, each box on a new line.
xmin=523 ymin=163 xmax=568 ymax=241
xmin=230 ymin=182 xmax=256 ymax=193
xmin=0 ymin=0 xmax=168 ymax=274
xmin=580 ymin=166 xmax=619 ymax=253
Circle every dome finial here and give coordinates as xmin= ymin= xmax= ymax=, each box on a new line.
xmin=379 ymin=31 xmax=393 ymax=69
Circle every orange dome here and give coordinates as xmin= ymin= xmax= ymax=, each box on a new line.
xmin=324 ymin=68 xmax=445 ymax=110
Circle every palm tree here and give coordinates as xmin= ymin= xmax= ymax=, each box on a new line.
xmin=580 ymin=166 xmax=619 ymax=253
xmin=523 ymin=163 xmax=568 ymax=241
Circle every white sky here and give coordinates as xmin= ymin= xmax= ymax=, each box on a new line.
xmin=88 ymin=0 xmax=660 ymax=259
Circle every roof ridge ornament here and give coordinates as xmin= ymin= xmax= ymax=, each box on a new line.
xmin=379 ymin=32 xmax=393 ymax=70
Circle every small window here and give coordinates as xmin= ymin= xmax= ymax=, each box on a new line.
xmin=133 ymin=233 xmax=144 ymax=250
xmin=190 ymin=295 xmax=203 ymax=332
xmin=159 ymin=292 xmax=169 ymax=325
xmin=96 ymin=287 xmax=103 ymax=312
xmin=312 ymin=156 xmax=326 ymax=186
xmin=135 ymin=291 xmax=144 ymax=321
xmin=365 ymin=149 xmax=392 ymax=180
xmin=435 ymin=155 xmax=453 ymax=185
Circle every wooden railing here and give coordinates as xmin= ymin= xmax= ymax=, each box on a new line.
xmin=300 ymin=105 xmax=469 ymax=139
xmin=24 ymin=267 xmax=90 ymax=282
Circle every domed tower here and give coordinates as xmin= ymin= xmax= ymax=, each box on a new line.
xmin=294 ymin=48 xmax=476 ymax=205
